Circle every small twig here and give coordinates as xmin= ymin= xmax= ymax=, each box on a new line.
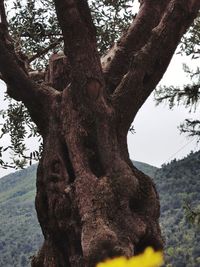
xmin=29 ymin=70 xmax=46 ymax=81
xmin=28 ymin=37 xmax=63 ymax=63
xmin=0 ymin=163 xmax=16 ymax=169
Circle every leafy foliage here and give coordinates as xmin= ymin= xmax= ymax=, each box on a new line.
xmin=90 ymin=0 xmax=134 ymax=55
xmin=155 ymin=84 xmax=200 ymax=111
xmin=8 ymin=0 xmax=62 ymax=69
xmin=0 ymin=96 xmax=42 ymax=169
xmin=8 ymin=0 xmax=134 ymax=67
xmin=184 ymin=202 xmax=200 ymax=225
xmin=180 ymin=15 xmax=200 ymax=59
xmin=179 ymin=119 xmax=200 ymax=141
xmin=155 ymin=14 xmax=200 ymax=141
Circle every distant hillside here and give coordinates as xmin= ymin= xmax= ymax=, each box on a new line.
xmin=0 ymin=165 xmax=42 ymax=267
xmin=0 ymin=153 xmax=200 ymax=266
xmin=133 ymin=160 xmax=158 ymax=178
xmin=0 ymin=161 xmax=157 ymax=266
xmin=155 ymin=151 xmax=200 ymax=267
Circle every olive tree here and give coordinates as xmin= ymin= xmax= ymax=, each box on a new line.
xmin=0 ymin=0 xmax=199 ymax=266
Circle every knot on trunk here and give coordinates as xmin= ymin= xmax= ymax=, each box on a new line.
xmin=86 ymin=78 xmax=102 ymax=100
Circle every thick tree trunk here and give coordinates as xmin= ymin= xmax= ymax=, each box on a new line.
xmin=31 ymin=58 xmax=163 ymax=267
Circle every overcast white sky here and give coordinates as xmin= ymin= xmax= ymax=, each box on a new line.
xmin=128 ymin=54 xmax=200 ymax=167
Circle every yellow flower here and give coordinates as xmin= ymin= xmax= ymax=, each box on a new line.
xmin=128 ymin=247 xmax=164 ymax=267
xmin=96 ymin=247 xmax=164 ymax=267
xmin=97 ymin=257 xmax=128 ymax=267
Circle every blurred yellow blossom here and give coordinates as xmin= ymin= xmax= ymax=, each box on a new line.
xmin=96 ymin=247 xmax=164 ymax=267
xmin=97 ymin=257 xmax=128 ymax=267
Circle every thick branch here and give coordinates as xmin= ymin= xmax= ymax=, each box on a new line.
xmin=0 ymin=0 xmax=58 ymax=133
xmin=54 ymin=0 xmax=104 ymax=95
xmin=0 ymin=1 xmax=41 ymax=98
xmin=101 ymin=0 xmax=171 ymax=93
xmin=0 ymin=38 xmax=58 ymax=134
xmin=0 ymin=0 xmax=7 ymax=27
xmin=0 ymin=0 xmax=13 ymax=49
xmin=0 ymin=38 xmax=41 ymax=98
xmin=113 ymin=0 xmax=200 ymax=133
xmin=29 ymin=70 xmax=46 ymax=82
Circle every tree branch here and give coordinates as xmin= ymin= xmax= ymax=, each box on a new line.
xmin=28 ymin=37 xmax=63 ymax=63
xmin=112 ymin=0 xmax=200 ymax=133
xmin=0 ymin=0 xmax=13 ymax=50
xmin=0 ymin=0 xmax=34 ymax=101
xmin=53 ymin=0 xmax=104 ymax=95
xmin=0 ymin=0 xmax=7 ymax=27
xmin=0 ymin=0 xmax=60 ymax=133
xmin=0 ymin=45 xmax=31 ymax=97
xmin=29 ymin=70 xmax=46 ymax=82
xmin=101 ymin=0 xmax=171 ymax=93
xmin=0 ymin=42 xmax=57 ymax=135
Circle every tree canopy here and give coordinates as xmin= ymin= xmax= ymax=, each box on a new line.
xmin=0 ymin=0 xmax=134 ymax=169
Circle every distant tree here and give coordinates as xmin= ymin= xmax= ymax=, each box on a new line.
xmin=0 ymin=1 xmax=199 ymax=266
xmin=184 ymin=201 xmax=200 ymax=225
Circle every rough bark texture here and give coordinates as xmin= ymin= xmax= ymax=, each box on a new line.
xmin=0 ymin=0 xmax=200 ymax=267
xmin=31 ymin=83 xmax=163 ymax=267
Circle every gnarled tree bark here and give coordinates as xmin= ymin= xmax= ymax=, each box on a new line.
xmin=0 ymin=0 xmax=200 ymax=266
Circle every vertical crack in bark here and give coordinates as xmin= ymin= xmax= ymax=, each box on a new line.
xmin=82 ymin=130 xmax=106 ymax=178
xmin=33 ymin=93 xmax=85 ymax=267
xmin=62 ymin=143 xmax=76 ymax=183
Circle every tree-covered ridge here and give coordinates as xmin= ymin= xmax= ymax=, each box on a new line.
xmin=0 ymin=165 xmax=42 ymax=267
xmin=155 ymin=151 xmax=200 ymax=267
xmin=0 ymin=152 xmax=200 ymax=266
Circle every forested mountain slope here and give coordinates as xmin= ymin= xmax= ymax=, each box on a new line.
xmin=155 ymin=151 xmax=200 ymax=267
xmin=0 ymin=152 xmax=200 ymax=266
xmin=0 ymin=165 xmax=42 ymax=267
